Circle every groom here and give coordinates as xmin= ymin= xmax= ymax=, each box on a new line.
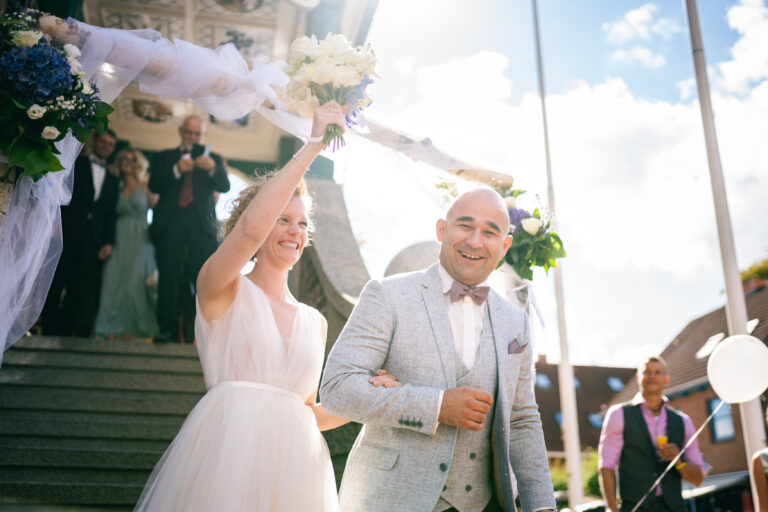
xmin=320 ymin=188 xmax=555 ymax=512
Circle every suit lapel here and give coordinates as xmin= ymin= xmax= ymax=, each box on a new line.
xmin=486 ymin=292 xmax=508 ymax=392
xmin=419 ymin=264 xmax=457 ymax=389
xmin=82 ymin=159 xmax=95 ymax=202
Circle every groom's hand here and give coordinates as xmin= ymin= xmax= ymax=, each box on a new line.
xmin=369 ymin=369 xmax=402 ymax=388
xmin=439 ymin=386 xmax=493 ymax=431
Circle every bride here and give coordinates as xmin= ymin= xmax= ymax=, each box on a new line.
xmin=134 ymin=102 xmax=397 ymax=511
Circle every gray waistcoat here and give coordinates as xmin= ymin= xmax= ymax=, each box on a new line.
xmin=435 ymin=310 xmax=498 ymax=512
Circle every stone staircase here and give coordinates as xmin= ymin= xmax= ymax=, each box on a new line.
xmin=0 ymin=336 xmax=204 ymax=510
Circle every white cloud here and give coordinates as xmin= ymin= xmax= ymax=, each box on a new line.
xmin=677 ymin=77 xmax=696 ymax=100
xmin=603 ymin=3 xmax=657 ymax=43
xmin=716 ymin=0 xmax=768 ymax=93
xmin=650 ymin=17 xmax=681 ymax=39
xmin=603 ymin=3 xmax=680 ymax=44
xmin=416 ymin=51 xmax=513 ymax=103
xmin=612 ymin=46 xmax=666 ymax=68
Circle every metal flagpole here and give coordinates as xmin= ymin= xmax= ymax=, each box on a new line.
xmin=531 ymin=0 xmax=583 ymax=507
xmin=683 ymin=0 xmax=767 ymax=507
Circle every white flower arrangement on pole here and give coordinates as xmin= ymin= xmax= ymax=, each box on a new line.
xmin=284 ymin=33 xmax=377 ymax=150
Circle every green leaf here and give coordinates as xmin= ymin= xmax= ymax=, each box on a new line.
xmin=7 ymin=135 xmax=43 ymax=167
xmin=11 ymin=97 xmax=27 ymax=110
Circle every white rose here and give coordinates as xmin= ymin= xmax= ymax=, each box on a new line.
xmin=80 ymin=78 xmax=93 ymax=94
xmin=504 ymin=196 xmax=516 ymax=208
xmin=308 ymin=61 xmax=336 ymax=85
xmin=41 ymin=126 xmax=61 ymax=140
xmin=63 ymin=43 xmax=81 ymax=59
xmin=521 ymin=217 xmax=543 ymax=235
xmin=320 ymin=33 xmax=350 ymax=55
xmin=12 ymin=30 xmax=43 ymax=47
xmin=27 ymin=104 xmax=47 ymax=119
xmin=290 ymin=35 xmax=317 ymax=56
xmin=333 ymin=67 xmax=361 ymax=88
xmin=68 ymin=56 xmax=83 ymax=73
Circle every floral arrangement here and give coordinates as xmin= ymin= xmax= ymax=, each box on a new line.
xmin=0 ymin=9 xmax=113 ymax=180
xmin=284 ymin=33 xmax=377 ymax=150
xmin=498 ymin=185 xmax=566 ymax=281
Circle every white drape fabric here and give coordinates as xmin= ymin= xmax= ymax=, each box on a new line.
xmin=0 ymin=19 xmax=288 ymax=365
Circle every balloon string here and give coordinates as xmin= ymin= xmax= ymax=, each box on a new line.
xmin=629 ymin=399 xmax=725 ymax=512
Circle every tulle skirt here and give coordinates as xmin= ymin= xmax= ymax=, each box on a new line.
xmin=135 ymin=381 xmax=338 ymax=511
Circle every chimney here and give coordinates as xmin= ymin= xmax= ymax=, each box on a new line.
xmin=743 ymin=277 xmax=767 ymax=296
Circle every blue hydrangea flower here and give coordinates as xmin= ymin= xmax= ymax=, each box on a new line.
xmin=0 ymin=43 xmax=74 ymax=105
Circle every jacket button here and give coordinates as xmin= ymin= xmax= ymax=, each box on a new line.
xmin=469 ymin=452 xmax=477 ymax=459
xmin=440 ymin=463 xmax=448 ymax=472
xmin=466 ymin=485 xmax=472 ymax=492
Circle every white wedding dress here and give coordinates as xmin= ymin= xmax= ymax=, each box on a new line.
xmin=135 ymin=275 xmax=338 ymax=511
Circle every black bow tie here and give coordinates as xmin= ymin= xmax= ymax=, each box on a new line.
xmin=449 ymin=280 xmax=490 ymax=305
xmin=90 ymin=156 xmax=106 ymax=167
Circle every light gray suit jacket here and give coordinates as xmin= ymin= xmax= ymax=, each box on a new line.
xmin=320 ymin=264 xmax=555 ymax=512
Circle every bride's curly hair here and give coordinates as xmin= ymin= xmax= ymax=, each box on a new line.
xmin=222 ymin=172 xmax=313 ymax=242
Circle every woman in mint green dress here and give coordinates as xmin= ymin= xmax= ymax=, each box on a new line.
xmin=95 ymin=148 xmax=159 ymax=341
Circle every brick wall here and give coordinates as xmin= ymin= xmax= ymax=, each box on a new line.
xmin=668 ymin=387 xmax=747 ymax=475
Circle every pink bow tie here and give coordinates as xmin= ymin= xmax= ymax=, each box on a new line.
xmin=449 ymin=280 xmax=490 ymax=305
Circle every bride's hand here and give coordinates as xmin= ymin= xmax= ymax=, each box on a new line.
xmin=310 ymin=101 xmax=347 ymax=141
xmin=369 ymin=369 xmax=402 ymax=388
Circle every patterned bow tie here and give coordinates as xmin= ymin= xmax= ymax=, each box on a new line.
xmin=449 ymin=280 xmax=490 ymax=305
xmin=89 ymin=156 xmax=106 ymax=167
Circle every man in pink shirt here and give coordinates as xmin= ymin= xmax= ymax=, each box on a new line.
xmin=598 ymin=356 xmax=704 ymax=512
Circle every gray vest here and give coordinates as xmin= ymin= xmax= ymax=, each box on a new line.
xmin=435 ymin=309 xmax=497 ymax=512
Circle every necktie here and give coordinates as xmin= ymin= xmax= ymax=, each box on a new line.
xmin=177 ymin=152 xmax=194 ymax=207
xmin=449 ymin=280 xmax=490 ymax=305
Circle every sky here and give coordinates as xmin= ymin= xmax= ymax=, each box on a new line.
xmin=331 ymin=0 xmax=768 ymax=367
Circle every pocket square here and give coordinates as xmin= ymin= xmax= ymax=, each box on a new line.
xmin=508 ymin=338 xmax=528 ymax=354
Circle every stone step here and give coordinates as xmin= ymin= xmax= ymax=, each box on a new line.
xmin=2 ymin=350 xmax=202 ymax=374
xmin=0 ymin=387 xmax=203 ymax=415
xmin=11 ymin=336 xmax=198 ymax=358
xmin=0 ymin=480 xmax=142 ymax=506
xmin=0 ymin=366 xmax=206 ymax=393
xmin=0 ymin=467 xmax=148 ymax=486
xmin=0 ymin=445 xmax=162 ymax=471
xmin=0 ymin=409 xmax=185 ymax=441
xmin=0 ymin=435 xmax=169 ymax=452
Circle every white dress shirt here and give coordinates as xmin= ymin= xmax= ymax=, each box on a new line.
xmin=89 ymin=156 xmax=106 ymax=201
xmin=437 ymin=262 xmax=487 ymax=370
xmin=434 ymin=263 xmax=489 ymax=430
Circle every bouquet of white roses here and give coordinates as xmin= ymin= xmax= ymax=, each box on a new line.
xmin=0 ymin=9 xmax=113 ymax=180
xmin=284 ymin=33 xmax=377 ymax=150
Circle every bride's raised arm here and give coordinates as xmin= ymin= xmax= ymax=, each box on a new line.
xmin=196 ymin=102 xmax=345 ymax=322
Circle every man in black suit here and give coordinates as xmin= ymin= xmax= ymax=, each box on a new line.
xmin=42 ymin=129 xmax=119 ymax=336
xmin=149 ymin=115 xmax=229 ymax=342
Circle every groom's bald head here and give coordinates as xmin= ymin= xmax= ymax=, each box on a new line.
xmin=436 ymin=188 xmax=512 ymax=285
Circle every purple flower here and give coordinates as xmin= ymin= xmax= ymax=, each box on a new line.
xmin=344 ymin=75 xmax=373 ymax=127
xmin=508 ymin=206 xmax=532 ymax=233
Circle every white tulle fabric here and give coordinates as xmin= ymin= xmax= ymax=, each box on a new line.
xmin=135 ymin=275 xmax=337 ymax=511
xmin=0 ymin=19 xmax=288 ymax=364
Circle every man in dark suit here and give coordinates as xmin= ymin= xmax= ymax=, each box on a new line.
xmin=149 ymin=115 xmax=229 ymax=342
xmin=42 ymin=129 xmax=119 ymax=337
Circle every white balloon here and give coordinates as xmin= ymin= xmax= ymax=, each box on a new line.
xmin=707 ymin=334 xmax=768 ymax=404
